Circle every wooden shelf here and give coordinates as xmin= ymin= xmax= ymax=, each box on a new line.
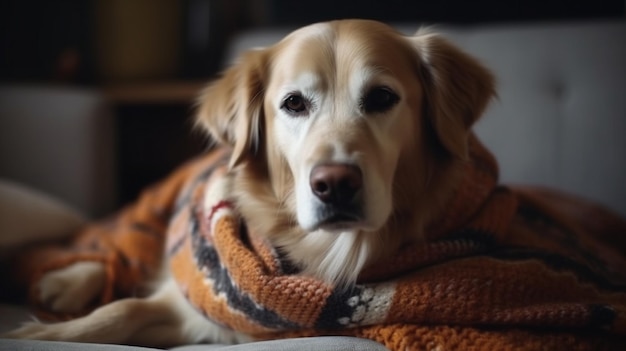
xmin=103 ymin=81 xmax=207 ymax=104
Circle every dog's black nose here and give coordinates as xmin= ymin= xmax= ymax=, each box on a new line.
xmin=310 ymin=164 xmax=362 ymax=205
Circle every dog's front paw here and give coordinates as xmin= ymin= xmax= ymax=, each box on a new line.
xmin=38 ymin=261 xmax=105 ymax=313
xmin=3 ymin=321 xmax=65 ymax=341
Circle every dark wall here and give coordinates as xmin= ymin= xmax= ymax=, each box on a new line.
xmin=0 ymin=0 xmax=95 ymax=83
xmin=1 ymin=0 xmax=624 ymax=85
xmin=262 ymin=0 xmax=626 ymax=25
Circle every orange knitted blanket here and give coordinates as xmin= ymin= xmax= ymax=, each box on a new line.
xmin=8 ymin=141 xmax=626 ymax=350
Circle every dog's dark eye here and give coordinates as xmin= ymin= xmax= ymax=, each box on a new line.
xmin=282 ymin=94 xmax=308 ymax=115
xmin=361 ymin=87 xmax=399 ymax=114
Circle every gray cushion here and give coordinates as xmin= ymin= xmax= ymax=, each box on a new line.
xmin=0 ymin=339 xmax=161 ymax=351
xmin=447 ymin=21 xmax=626 ymax=217
xmin=0 ymin=180 xmax=85 ymax=255
xmin=171 ymin=337 xmax=389 ymax=351
xmin=0 ymin=337 xmax=389 ymax=351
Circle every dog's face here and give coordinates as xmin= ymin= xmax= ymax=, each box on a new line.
xmin=264 ymin=22 xmax=427 ymax=233
xmin=196 ymin=20 xmax=494 ymax=283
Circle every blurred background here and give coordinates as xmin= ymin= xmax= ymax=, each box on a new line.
xmin=0 ymin=0 xmax=624 ymax=217
xmin=2 ymin=0 xmax=625 ymax=85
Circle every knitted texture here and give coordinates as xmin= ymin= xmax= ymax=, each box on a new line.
xmin=8 ymin=139 xmax=626 ymax=350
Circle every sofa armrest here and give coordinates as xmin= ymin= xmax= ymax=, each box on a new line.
xmin=0 ymin=85 xmax=116 ymax=217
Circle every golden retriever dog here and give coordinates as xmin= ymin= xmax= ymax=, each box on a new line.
xmin=6 ymin=19 xmax=494 ymax=346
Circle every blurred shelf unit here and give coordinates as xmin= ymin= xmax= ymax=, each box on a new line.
xmin=103 ymin=81 xmax=207 ymax=104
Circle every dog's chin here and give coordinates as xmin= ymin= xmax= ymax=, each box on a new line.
xmin=315 ymin=218 xmax=366 ymax=233
xmin=302 ymin=207 xmax=380 ymax=233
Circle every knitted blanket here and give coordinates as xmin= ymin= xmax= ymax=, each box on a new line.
xmin=8 ymin=140 xmax=626 ymax=350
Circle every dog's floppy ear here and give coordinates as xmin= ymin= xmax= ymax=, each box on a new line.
xmin=196 ymin=49 xmax=268 ymax=168
xmin=409 ymin=30 xmax=495 ymax=160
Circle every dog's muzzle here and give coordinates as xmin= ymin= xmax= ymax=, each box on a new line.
xmin=309 ymin=163 xmax=364 ymax=230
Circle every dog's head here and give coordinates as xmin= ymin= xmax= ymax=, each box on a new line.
xmin=197 ymin=19 xmax=494 ymax=245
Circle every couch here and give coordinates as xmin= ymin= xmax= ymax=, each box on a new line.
xmin=1 ymin=19 xmax=624 ymax=350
